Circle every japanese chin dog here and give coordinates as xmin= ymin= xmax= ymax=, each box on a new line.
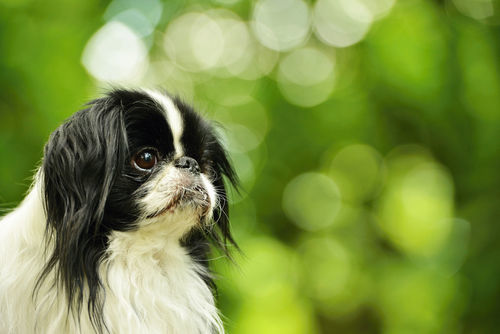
xmin=0 ymin=89 xmax=238 ymax=333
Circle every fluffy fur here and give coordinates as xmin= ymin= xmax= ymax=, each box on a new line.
xmin=0 ymin=89 xmax=238 ymax=334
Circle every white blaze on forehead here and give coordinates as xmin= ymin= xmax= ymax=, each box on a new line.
xmin=144 ymin=89 xmax=184 ymax=157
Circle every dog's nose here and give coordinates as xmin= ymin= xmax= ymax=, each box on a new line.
xmin=174 ymin=156 xmax=200 ymax=175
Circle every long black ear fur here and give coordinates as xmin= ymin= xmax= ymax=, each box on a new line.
xmin=182 ymin=118 xmax=240 ymax=279
xmin=37 ymin=97 xmax=127 ymax=333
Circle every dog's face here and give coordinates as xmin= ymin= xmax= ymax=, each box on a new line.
xmin=102 ymin=90 xmax=227 ymax=236
xmin=39 ymin=89 xmax=237 ymax=320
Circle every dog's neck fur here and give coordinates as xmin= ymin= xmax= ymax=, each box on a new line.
xmin=0 ymin=182 xmax=223 ymax=334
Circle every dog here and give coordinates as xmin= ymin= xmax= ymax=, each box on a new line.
xmin=0 ymin=89 xmax=238 ymax=333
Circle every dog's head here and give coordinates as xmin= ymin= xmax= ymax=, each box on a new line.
xmin=39 ymin=89 xmax=237 ymax=328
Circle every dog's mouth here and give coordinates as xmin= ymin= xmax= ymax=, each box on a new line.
xmin=146 ymin=183 xmax=211 ymax=219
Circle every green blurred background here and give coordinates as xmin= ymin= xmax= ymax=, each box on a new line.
xmin=1 ymin=0 xmax=500 ymax=333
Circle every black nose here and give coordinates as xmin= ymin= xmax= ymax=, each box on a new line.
xmin=174 ymin=156 xmax=200 ymax=175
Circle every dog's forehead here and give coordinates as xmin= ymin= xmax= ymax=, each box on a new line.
xmin=143 ymin=90 xmax=185 ymax=158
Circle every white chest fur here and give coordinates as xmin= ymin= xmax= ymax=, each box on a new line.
xmin=101 ymin=229 xmax=224 ymax=334
xmin=0 ymin=187 xmax=224 ymax=334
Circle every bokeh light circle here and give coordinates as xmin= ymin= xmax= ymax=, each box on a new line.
xmin=377 ymin=157 xmax=455 ymax=257
xmin=164 ymin=12 xmax=224 ymax=72
xmin=252 ymin=0 xmax=311 ymax=51
xmin=277 ymin=47 xmax=336 ymax=107
xmin=190 ymin=14 xmax=225 ymax=70
xmin=212 ymin=11 xmax=251 ymax=70
xmin=298 ymin=236 xmax=351 ymax=300
xmin=82 ymin=21 xmax=148 ymax=83
xmin=329 ymin=144 xmax=385 ymax=203
xmin=313 ymin=0 xmax=373 ymax=47
xmin=377 ymin=262 xmax=458 ymax=333
xmin=279 ymin=47 xmax=334 ymax=85
xmin=282 ymin=172 xmax=341 ymax=231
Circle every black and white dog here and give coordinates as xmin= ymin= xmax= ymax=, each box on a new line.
xmin=0 ymin=89 xmax=238 ymax=333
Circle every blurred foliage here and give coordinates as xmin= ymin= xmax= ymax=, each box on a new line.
xmin=1 ymin=0 xmax=500 ymax=333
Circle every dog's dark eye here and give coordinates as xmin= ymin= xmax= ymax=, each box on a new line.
xmin=132 ymin=149 xmax=158 ymax=171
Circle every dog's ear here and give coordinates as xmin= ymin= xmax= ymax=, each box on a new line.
xmin=191 ymin=129 xmax=239 ymax=260
xmin=38 ymin=97 xmax=127 ymax=332
xmin=183 ymin=134 xmax=239 ymax=290
xmin=210 ymin=136 xmax=239 ymax=253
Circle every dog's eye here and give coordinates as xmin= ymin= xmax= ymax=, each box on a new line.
xmin=132 ymin=149 xmax=158 ymax=171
